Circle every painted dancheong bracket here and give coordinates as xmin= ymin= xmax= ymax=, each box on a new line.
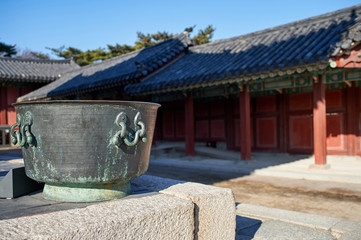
xmin=111 ymin=111 xmax=147 ymax=147
xmin=10 ymin=111 xmax=35 ymax=147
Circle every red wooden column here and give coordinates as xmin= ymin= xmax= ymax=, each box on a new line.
xmin=346 ymin=84 xmax=356 ymax=156
xmin=0 ymin=87 xmax=7 ymax=125
xmin=239 ymin=86 xmax=252 ymax=160
xmin=185 ymin=95 xmax=195 ymax=156
xmin=313 ymin=75 xmax=327 ymax=165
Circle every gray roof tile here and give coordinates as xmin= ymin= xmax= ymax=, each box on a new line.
xmin=0 ymin=57 xmax=79 ymax=83
xmin=19 ymin=32 xmax=192 ymax=101
xmin=126 ymin=4 xmax=361 ymax=95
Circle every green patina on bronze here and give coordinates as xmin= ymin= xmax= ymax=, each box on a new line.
xmin=11 ymin=100 xmax=160 ymax=202
xmin=111 ymin=111 xmax=147 ymax=147
xmin=11 ymin=111 xmax=35 ymax=147
xmin=43 ymin=181 xmax=131 ymax=202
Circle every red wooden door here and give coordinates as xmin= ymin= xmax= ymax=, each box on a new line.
xmin=194 ymin=100 xmax=226 ymax=142
xmin=252 ymin=95 xmax=279 ymax=151
xmin=287 ymin=92 xmax=313 ymax=154
xmin=325 ymin=89 xmax=348 ymax=155
xmin=161 ymin=101 xmax=185 ymax=140
xmin=6 ymin=88 xmax=20 ymax=126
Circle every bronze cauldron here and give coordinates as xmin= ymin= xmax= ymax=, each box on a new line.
xmin=11 ymin=100 xmax=160 ymax=202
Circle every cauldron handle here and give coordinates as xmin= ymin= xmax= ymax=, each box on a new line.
xmin=111 ymin=112 xmax=147 ymax=147
xmin=10 ymin=111 xmax=34 ymax=147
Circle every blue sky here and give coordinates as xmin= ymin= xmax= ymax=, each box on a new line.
xmin=1 ymin=0 xmax=360 ymax=58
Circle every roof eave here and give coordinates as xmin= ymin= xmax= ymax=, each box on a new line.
xmin=127 ymin=62 xmax=330 ymax=96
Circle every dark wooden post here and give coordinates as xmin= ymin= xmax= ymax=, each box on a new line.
xmin=313 ymin=75 xmax=327 ymax=165
xmin=279 ymin=93 xmax=288 ymax=152
xmin=239 ymin=86 xmax=252 ymax=160
xmin=226 ymin=99 xmax=235 ymax=150
xmin=152 ymin=112 xmax=159 ymax=147
xmin=185 ymin=95 xmax=195 ymax=156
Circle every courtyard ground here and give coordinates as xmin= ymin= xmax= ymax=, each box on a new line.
xmin=214 ymin=175 xmax=361 ymax=221
xmin=147 ymin=143 xmax=361 ymax=221
xmin=147 ymin=165 xmax=361 ymax=221
xmin=1 ymin=146 xmax=361 ymax=221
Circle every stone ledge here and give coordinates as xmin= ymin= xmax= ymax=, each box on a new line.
xmin=132 ymin=174 xmax=236 ymax=240
xmin=0 ymin=175 xmax=236 ymax=240
xmin=0 ymin=193 xmax=194 ymax=240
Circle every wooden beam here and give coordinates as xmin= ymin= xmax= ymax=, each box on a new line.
xmin=313 ymin=75 xmax=327 ymax=165
xmin=239 ymin=87 xmax=252 ymax=160
xmin=337 ymin=44 xmax=361 ymax=68
xmin=185 ymin=95 xmax=195 ymax=156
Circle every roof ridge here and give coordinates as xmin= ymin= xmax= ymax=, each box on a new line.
xmin=56 ymin=32 xmax=191 ymax=73
xmin=0 ymin=57 xmax=74 ymax=64
xmin=195 ymin=4 xmax=361 ymax=48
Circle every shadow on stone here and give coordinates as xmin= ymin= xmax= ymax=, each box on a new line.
xmin=193 ymin=203 xmax=200 ymax=240
xmin=236 ymin=215 xmax=262 ymax=239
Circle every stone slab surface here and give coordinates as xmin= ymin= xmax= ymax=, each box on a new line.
xmin=332 ymin=220 xmax=361 ymax=240
xmin=254 ymin=155 xmax=361 ymax=184
xmin=236 ymin=203 xmax=340 ymax=231
xmin=0 ymin=184 xmax=152 ymax=220
xmin=236 ymin=203 xmax=361 ymax=239
xmin=249 ymin=220 xmax=335 ymax=240
xmin=0 ymin=190 xmax=95 ymax=220
xmin=0 ymin=193 xmax=194 ymax=240
xmin=235 ymin=215 xmax=339 ymax=240
xmin=332 ymin=219 xmax=361 ymax=233
xmin=339 ymin=232 xmax=361 ymax=240
xmin=132 ymin=174 xmax=236 ymax=240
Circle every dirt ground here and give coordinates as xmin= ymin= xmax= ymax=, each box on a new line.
xmin=147 ymin=166 xmax=361 ymax=221
xmin=214 ymin=177 xmax=361 ymax=221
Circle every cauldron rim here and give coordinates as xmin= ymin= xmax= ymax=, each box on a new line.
xmin=13 ymin=100 xmax=161 ymax=108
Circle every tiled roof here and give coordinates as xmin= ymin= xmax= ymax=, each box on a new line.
xmin=0 ymin=57 xmax=79 ymax=83
xmin=126 ymin=4 xmax=361 ymax=95
xmin=19 ymin=33 xmax=192 ymax=101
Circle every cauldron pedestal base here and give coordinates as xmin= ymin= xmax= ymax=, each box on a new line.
xmin=42 ymin=181 xmax=132 ymax=202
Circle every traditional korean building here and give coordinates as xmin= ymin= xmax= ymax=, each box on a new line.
xmin=0 ymin=57 xmax=79 ymax=147
xmin=20 ymin=4 xmax=361 ymax=166
xmin=20 ymin=33 xmax=191 ymax=101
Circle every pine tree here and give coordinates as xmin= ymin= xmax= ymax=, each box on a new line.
xmin=192 ymin=25 xmax=215 ymax=45
xmin=49 ymin=26 xmax=215 ymax=66
xmin=0 ymin=42 xmax=17 ymax=57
